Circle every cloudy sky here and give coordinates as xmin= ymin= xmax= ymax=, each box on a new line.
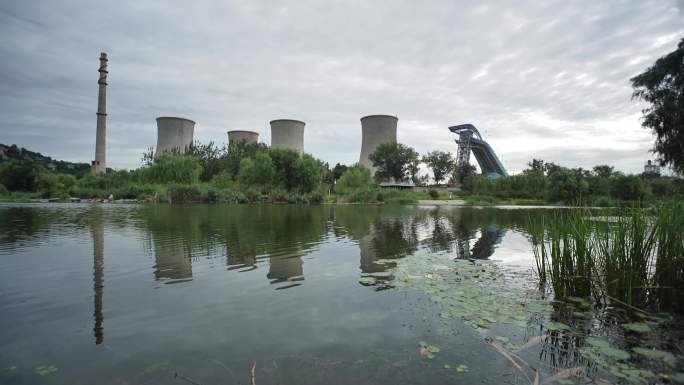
xmin=1 ymin=0 xmax=682 ymax=174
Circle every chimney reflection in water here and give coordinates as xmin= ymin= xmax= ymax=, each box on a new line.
xmin=91 ymin=207 xmax=104 ymax=344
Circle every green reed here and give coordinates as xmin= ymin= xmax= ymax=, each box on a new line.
xmin=530 ymin=202 xmax=683 ymax=313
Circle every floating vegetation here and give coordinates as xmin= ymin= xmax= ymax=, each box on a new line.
xmin=418 ymin=341 xmax=441 ymax=359
xmin=385 ymin=250 xmax=684 ymax=384
xmin=34 ymin=365 xmax=58 ymax=376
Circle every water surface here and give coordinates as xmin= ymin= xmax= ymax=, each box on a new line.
xmin=0 ymin=204 xmax=680 ymax=384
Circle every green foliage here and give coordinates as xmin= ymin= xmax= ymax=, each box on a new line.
xmin=270 ymin=149 xmax=300 ymax=191
xmin=369 ymin=143 xmax=419 ymax=182
xmin=0 ymin=183 xmax=8 ymax=196
xmin=531 ymin=202 xmax=684 ymax=313
xmin=294 ymin=154 xmax=326 ymax=193
xmin=610 ymin=175 xmax=648 ymax=201
xmin=428 ymin=189 xmax=439 ymax=199
xmin=336 ymin=164 xmax=374 ymax=195
xmin=210 ymin=170 xmax=236 ymax=189
xmin=224 ymin=140 xmax=268 ymax=180
xmin=422 ymin=151 xmax=455 ymax=184
xmin=0 ymin=160 xmax=45 ymax=191
xmin=166 ymin=184 xmax=202 ymax=203
xmin=238 ymin=152 xmax=275 ymax=189
xmin=631 ymin=38 xmax=684 ymax=174
xmin=0 ymin=143 xmax=90 ymax=176
xmin=187 ymin=141 xmax=227 ymax=182
xmin=331 ymin=163 xmax=348 ymax=182
xmin=143 ymin=155 xmax=202 ymax=184
xmin=462 ymin=158 xmax=678 ymax=205
xmin=452 ymin=164 xmax=477 ymax=184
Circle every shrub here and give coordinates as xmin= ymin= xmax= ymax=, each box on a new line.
xmin=308 ymin=191 xmax=324 ymax=204
xmin=143 ymin=155 xmax=202 ymax=184
xmin=0 ymin=183 xmax=8 ymax=196
xmin=428 ymin=189 xmax=439 ymax=199
xmin=294 ymin=154 xmax=326 ymax=193
xmin=210 ymin=170 xmax=236 ymax=189
xmin=611 ymin=175 xmax=647 ymax=201
xmin=238 ymin=152 xmax=275 ymax=190
xmin=167 ymin=184 xmax=202 ymax=203
xmin=0 ymin=160 xmax=44 ymax=191
xmin=336 ymin=164 xmax=374 ymax=195
xmin=270 ymin=149 xmax=300 ymax=191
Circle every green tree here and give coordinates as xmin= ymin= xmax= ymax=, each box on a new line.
xmin=525 ymin=159 xmax=546 ymax=174
xmin=187 ymin=141 xmax=227 ymax=182
xmin=336 ymin=165 xmax=374 ymax=194
xmin=225 ymin=140 xmax=268 ymax=180
xmin=238 ymin=152 xmax=275 ymax=188
xmin=294 ymin=154 xmax=326 ymax=193
xmin=144 ymin=155 xmax=202 ymax=184
xmin=452 ymin=164 xmax=477 ymax=184
xmin=422 ymin=151 xmax=455 ymax=185
xmin=592 ymin=165 xmax=615 ymax=178
xmin=631 ymin=38 xmax=684 ymax=173
xmin=611 ymin=175 xmax=648 ymax=201
xmin=270 ymin=149 xmax=300 ymax=191
xmin=0 ymin=160 xmax=45 ymax=191
xmin=331 ymin=163 xmax=348 ymax=182
xmin=369 ymin=143 xmax=419 ymax=182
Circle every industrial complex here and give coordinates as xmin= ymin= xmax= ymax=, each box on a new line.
xmin=91 ymin=53 xmax=508 ymax=179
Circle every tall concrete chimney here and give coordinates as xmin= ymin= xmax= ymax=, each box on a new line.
xmin=92 ymin=52 xmax=108 ymax=174
xmin=359 ymin=115 xmax=397 ymax=174
xmin=270 ymin=119 xmax=305 ymax=155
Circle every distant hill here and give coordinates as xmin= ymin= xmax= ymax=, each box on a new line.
xmin=0 ymin=143 xmax=91 ymax=176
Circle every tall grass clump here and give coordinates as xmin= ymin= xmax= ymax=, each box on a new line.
xmin=531 ymin=211 xmax=594 ymax=299
xmin=653 ymin=202 xmax=684 ymax=313
xmin=530 ymin=202 xmax=684 ymax=313
xmin=594 ymin=207 xmax=656 ymax=307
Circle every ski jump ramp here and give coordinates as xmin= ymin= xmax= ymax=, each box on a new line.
xmin=449 ymin=124 xmax=508 ymax=177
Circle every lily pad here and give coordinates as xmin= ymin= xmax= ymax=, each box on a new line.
xmin=34 ymin=365 xmax=58 ymax=376
xmin=671 ymin=372 xmax=684 ymax=383
xmin=545 ymin=321 xmax=570 ymax=331
xmin=622 ymin=322 xmax=651 ymax=333
xmin=632 ymin=347 xmax=676 ymax=364
xmin=601 ymin=347 xmax=631 ymax=361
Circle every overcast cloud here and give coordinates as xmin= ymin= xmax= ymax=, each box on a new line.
xmin=1 ymin=0 xmax=682 ymax=173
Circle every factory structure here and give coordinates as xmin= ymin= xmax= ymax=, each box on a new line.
xmin=228 ymin=130 xmax=259 ymax=146
xmin=270 ymin=119 xmax=305 ymax=155
xmin=91 ymin=52 xmax=108 ymax=174
xmin=359 ymin=115 xmax=398 ymax=174
xmin=154 ymin=117 xmax=195 ymax=157
xmin=91 ymin=53 xmax=507 ymax=181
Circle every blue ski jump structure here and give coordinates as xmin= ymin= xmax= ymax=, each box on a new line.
xmin=449 ymin=124 xmax=508 ymax=178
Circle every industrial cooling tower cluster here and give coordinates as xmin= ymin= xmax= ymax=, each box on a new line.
xmin=91 ymin=54 xmax=398 ymax=174
xmin=152 ymin=115 xmax=399 ymax=175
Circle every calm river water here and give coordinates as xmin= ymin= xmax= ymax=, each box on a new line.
xmin=0 ymin=203 xmax=681 ymax=385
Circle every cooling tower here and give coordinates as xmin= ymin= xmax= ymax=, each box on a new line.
xmin=270 ymin=119 xmax=305 ymax=154
xmin=359 ymin=115 xmax=398 ymax=173
xmin=155 ymin=117 xmax=195 ymax=157
xmin=228 ymin=130 xmax=259 ymax=146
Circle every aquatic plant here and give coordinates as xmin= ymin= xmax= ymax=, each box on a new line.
xmin=531 ymin=202 xmax=684 ymax=313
